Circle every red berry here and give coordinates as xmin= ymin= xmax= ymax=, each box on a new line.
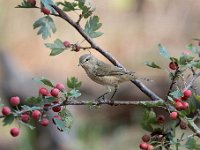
xmin=183 ymin=90 xmax=192 ymax=98
xmin=170 ymin=112 xmax=178 ymax=120
xmin=44 ymin=103 xmax=51 ymax=109
xmin=10 ymin=127 xmax=20 ymax=137
xmin=169 ymin=62 xmax=178 ymax=70
xmin=63 ymin=41 xmax=71 ymax=47
xmin=41 ymin=7 xmax=51 ymax=15
xmin=180 ymin=121 xmax=187 ymax=129
xmin=32 ymin=110 xmax=41 ymax=120
xmin=40 ymin=118 xmax=49 ymax=126
xmin=176 ymin=101 xmax=183 ymax=110
xmin=142 ymin=134 xmax=150 ymax=142
xmin=140 ymin=142 xmax=148 ymax=149
xmin=2 ymin=106 xmax=11 ymax=116
xmin=182 ymin=102 xmax=189 ymax=110
xmin=10 ymin=96 xmax=20 ymax=106
xmin=21 ymin=114 xmax=30 ymax=123
xmin=174 ymin=98 xmax=181 ymax=102
xmin=52 ymin=106 xmax=62 ymax=112
xmin=56 ymin=83 xmax=65 ymax=91
xmin=157 ymin=115 xmax=165 ymax=124
xmin=51 ymin=88 xmax=59 ymax=97
xmin=27 ymin=0 xmax=36 ymax=6
xmin=52 ymin=115 xmax=61 ymax=125
xmin=53 ymin=100 xmax=59 ymax=104
xmin=39 ymin=87 xmax=49 ymax=96
xmin=147 ymin=144 xmax=154 ymax=150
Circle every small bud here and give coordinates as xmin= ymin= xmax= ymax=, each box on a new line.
xmin=63 ymin=41 xmax=71 ymax=47
xmin=41 ymin=7 xmax=51 ymax=15
xmin=169 ymin=62 xmax=178 ymax=70
xmin=157 ymin=115 xmax=165 ymax=124
xmin=142 ymin=134 xmax=150 ymax=142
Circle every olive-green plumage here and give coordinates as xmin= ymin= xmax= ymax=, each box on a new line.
xmin=79 ymin=54 xmax=136 ymax=87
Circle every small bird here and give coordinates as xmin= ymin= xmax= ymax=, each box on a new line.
xmin=79 ymin=54 xmax=137 ymax=101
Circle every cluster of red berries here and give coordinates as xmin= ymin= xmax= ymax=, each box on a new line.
xmin=140 ymin=134 xmax=154 ymax=150
xmin=1 ymin=82 xmax=66 ymax=137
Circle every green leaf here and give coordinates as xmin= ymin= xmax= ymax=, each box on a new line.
xmin=68 ymin=89 xmax=81 ymax=98
xmin=33 ymin=16 xmax=56 ymax=40
xmin=57 ymin=1 xmax=77 ymax=12
xmin=3 ymin=114 xmax=15 ymax=126
xmin=67 ymin=77 xmax=82 ymax=89
xmin=45 ymin=39 xmax=66 ymax=56
xmin=16 ymin=0 xmax=36 ymax=8
xmin=141 ymin=109 xmax=158 ymax=132
xmin=169 ymin=90 xmax=183 ymax=98
xmin=84 ymin=16 xmax=103 ymax=38
xmin=54 ymin=118 xmax=69 ymax=132
xmin=145 ymin=61 xmax=161 ymax=69
xmin=21 ymin=105 xmax=41 ymax=112
xmin=179 ymin=55 xmax=194 ymax=65
xmin=187 ymin=43 xmax=198 ymax=54
xmin=185 ymin=137 xmax=200 ymax=150
xmin=26 ymin=97 xmax=42 ymax=105
xmin=41 ymin=0 xmax=56 ymax=13
xmin=19 ymin=121 xmax=35 ymax=130
xmin=44 ymin=96 xmax=56 ymax=103
xmin=33 ymin=77 xmax=54 ymax=87
xmin=59 ymin=108 xmax=73 ymax=129
xmin=158 ymin=44 xmax=171 ymax=59
xmin=191 ymin=60 xmax=200 ymax=69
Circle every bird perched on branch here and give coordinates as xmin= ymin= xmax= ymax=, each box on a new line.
xmin=79 ymin=54 xmax=137 ymax=101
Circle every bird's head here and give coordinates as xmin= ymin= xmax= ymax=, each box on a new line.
xmin=79 ymin=54 xmax=98 ymax=70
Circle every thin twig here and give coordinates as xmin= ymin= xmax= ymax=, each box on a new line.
xmin=184 ymin=72 xmax=200 ymax=91
xmin=0 ymin=99 xmax=164 ymax=119
xmin=50 ymin=5 xmax=161 ymax=101
xmin=167 ymin=69 xmax=180 ymax=97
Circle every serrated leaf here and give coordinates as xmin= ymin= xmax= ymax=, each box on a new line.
xmin=68 ymin=89 xmax=81 ymax=98
xmin=26 ymin=97 xmax=42 ymax=105
xmin=41 ymin=0 xmax=56 ymax=14
xmin=145 ymin=61 xmax=161 ymax=69
xmin=169 ymin=90 xmax=183 ymax=98
xmin=16 ymin=0 xmax=36 ymax=8
xmin=54 ymin=118 xmax=69 ymax=132
xmin=67 ymin=77 xmax=82 ymax=89
xmin=19 ymin=121 xmax=35 ymax=130
xmin=141 ymin=109 xmax=158 ymax=132
xmin=158 ymin=44 xmax=171 ymax=59
xmin=3 ymin=114 xmax=15 ymax=126
xmin=59 ymin=108 xmax=73 ymax=129
xmin=33 ymin=16 xmax=56 ymax=40
xmin=191 ymin=60 xmax=200 ymax=68
xmin=84 ymin=16 xmax=103 ymax=38
xmin=33 ymin=77 xmax=54 ymax=87
xmin=185 ymin=137 xmax=200 ymax=150
xmin=45 ymin=39 xmax=66 ymax=56
xmin=187 ymin=43 xmax=198 ymax=54
xmin=179 ymin=55 xmax=194 ymax=65
xmin=44 ymin=96 xmax=56 ymax=103
xmin=21 ymin=105 xmax=41 ymax=112
xmin=58 ymin=1 xmax=77 ymax=12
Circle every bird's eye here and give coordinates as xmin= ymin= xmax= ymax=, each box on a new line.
xmin=85 ymin=58 xmax=89 ymax=62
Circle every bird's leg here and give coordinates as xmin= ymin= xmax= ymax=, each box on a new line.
xmin=110 ymin=86 xmax=118 ymax=102
xmin=95 ymin=86 xmax=112 ymax=102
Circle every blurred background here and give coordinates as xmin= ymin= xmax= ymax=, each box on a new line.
xmin=0 ymin=0 xmax=200 ymax=149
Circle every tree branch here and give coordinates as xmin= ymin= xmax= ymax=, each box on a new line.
xmin=51 ymin=5 xmax=161 ymax=101
xmin=184 ymin=72 xmax=200 ymax=91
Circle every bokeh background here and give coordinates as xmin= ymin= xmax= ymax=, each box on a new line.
xmin=0 ymin=0 xmax=200 ymax=149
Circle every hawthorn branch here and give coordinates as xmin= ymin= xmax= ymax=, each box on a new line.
xmin=184 ymin=72 xmax=200 ymax=91
xmin=51 ymin=5 xmax=161 ymax=101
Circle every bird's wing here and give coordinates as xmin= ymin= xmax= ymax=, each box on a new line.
xmin=95 ymin=60 xmax=134 ymax=76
